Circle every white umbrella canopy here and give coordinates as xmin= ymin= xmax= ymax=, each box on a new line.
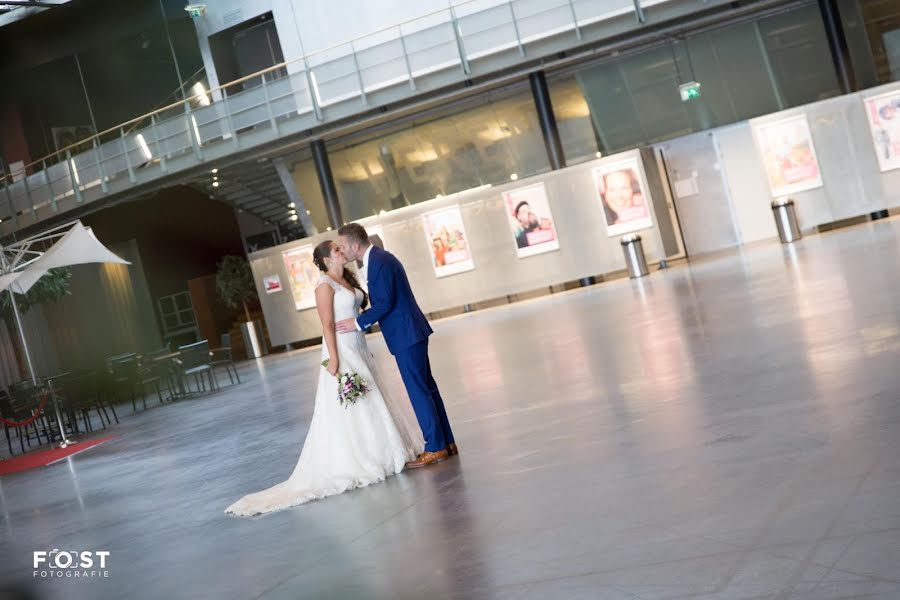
xmin=0 ymin=221 xmax=130 ymax=294
xmin=0 ymin=221 xmax=132 ymax=445
xmin=30 ymin=222 xmax=130 ymax=271
xmin=0 ymin=221 xmax=131 ymax=294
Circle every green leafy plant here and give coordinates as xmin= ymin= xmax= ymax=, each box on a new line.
xmin=215 ymin=255 xmax=257 ymax=322
xmin=0 ymin=267 xmax=72 ymax=318
xmin=0 ymin=267 xmax=72 ymax=378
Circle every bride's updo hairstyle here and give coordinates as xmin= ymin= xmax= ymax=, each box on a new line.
xmin=312 ymin=240 xmax=335 ymax=273
xmin=312 ymin=240 xmax=368 ymax=310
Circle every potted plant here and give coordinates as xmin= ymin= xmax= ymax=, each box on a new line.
xmin=0 ymin=267 xmax=72 ymax=380
xmin=215 ymin=256 xmax=267 ymax=358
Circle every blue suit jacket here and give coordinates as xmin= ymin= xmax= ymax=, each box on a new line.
xmin=356 ymin=246 xmax=433 ymax=355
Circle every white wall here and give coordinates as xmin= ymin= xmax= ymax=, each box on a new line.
xmin=658 ymin=80 xmax=900 ymax=253
xmin=250 ymin=149 xmax=673 ymax=346
xmin=195 ymin=0 xmax=451 ymax=58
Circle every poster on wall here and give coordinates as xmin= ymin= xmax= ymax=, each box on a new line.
xmin=502 ymin=182 xmax=560 ymax=258
xmin=263 ymin=275 xmax=282 ymax=294
xmin=864 ymin=89 xmax=900 ymax=172
xmin=752 ymin=114 xmax=823 ymax=196
xmin=421 ymin=206 xmax=475 ymax=278
xmin=282 ymin=245 xmax=319 ymax=310
xmin=592 ymin=158 xmax=653 ymax=237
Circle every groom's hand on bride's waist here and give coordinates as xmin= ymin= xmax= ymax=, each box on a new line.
xmin=336 ymin=318 xmax=359 ymax=333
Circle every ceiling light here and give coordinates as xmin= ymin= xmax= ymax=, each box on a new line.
xmin=290 ymin=215 xmax=298 ymax=221
xmin=70 ymin=159 xmax=80 ymax=185
xmin=192 ymin=82 xmax=210 ymax=107
xmin=135 ymin=134 xmax=152 ymax=161
xmin=595 ymin=151 xmax=603 ymax=159
xmin=510 ymin=173 xmax=518 ymax=181
xmin=288 ymin=202 xmax=295 ymax=209
xmin=212 ymin=181 xmax=219 ymax=188
xmin=190 ymin=115 xmax=202 ymax=146
xmin=211 ymin=168 xmax=218 ymax=174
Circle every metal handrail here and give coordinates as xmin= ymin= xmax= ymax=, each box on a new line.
xmin=0 ymin=0 xmax=659 ymax=231
xmin=0 ymin=0 xmax=612 ymax=184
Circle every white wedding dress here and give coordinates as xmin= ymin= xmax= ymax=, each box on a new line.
xmin=225 ymin=274 xmax=424 ymax=517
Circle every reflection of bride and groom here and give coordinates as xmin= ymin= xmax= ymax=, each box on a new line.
xmin=226 ymin=224 xmax=457 ymax=517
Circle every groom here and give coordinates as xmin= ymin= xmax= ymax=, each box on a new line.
xmin=335 ymin=223 xmax=457 ymax=468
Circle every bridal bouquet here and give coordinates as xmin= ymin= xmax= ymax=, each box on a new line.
xmin=321 ymin=360 xmax=371 ymax=408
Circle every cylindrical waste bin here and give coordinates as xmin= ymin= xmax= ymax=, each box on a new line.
xmin=241 ymin=320 xmax=269 ymax=358
xmin=620 ymin=234 xmax=649 ymax=279
xmin=771 ymin=197 xmax=802 ymax=243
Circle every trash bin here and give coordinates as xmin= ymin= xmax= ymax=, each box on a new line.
xmin=771 ymin=197 xmax=802 ymax=243
xmin=620 ymin=234 xmax=649 ymax=279
xmin=241 ymin=320 xmax=269 ymax=358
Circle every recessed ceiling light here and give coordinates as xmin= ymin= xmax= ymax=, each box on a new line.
xmin=211 ymin=168 xmax=218 ymax=174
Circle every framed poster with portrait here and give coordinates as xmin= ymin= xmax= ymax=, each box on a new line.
xmin=864 ymin=89 xmax=900 ymax=172
xmin=592 ymin=158 xmax=654 ymax=237
xmin=421 ymin=206 xmax=475 ymax=278
xmin=502 ymin=182 xmax=560 ymax=258
xmin=282 ymin=245 xmax=319 ymax=310
xmin=752 ymin=114 xmax=823 ymax=196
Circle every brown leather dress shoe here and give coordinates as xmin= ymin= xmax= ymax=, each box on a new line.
xmin=446 ymin=443 xmax=459 ymax=456
xmin=405 ymin=449 xmax=449 ymax=469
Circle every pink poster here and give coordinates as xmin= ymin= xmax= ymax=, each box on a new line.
xmin=421 ymin=206 xmax=475 ymax=278
xmin=282 ymin=245 xmax=318 ymax=310
xmin=753 ymin=114 xmax=823 ymax=196
xmin=864 ymin=89 xmax=900 ymax=172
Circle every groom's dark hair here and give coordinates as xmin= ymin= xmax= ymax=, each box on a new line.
xmin=338 ymin=223 xmax=369 ymax=246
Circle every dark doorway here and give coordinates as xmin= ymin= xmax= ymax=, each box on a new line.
xmin=209 ymin=12 xmax=287 ymax=96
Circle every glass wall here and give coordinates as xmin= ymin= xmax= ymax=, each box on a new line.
xmin=291 ymin=159 xmax=331 ymax=233
xmin=840 ymin=0 xmax=900 ymax=88
xmin=550 ymin=3 xmax=841 ymax=163
xmin=325 ymin=88 xmax=550 ymax=222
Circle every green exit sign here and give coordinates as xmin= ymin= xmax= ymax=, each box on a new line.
xmin=679 ymin=81 xmax=702 ymax=101
xmin=184 ymin=4 xmax=206 ymax=17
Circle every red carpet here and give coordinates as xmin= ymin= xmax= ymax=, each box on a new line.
xmin=0 ymin=436 xmax=117 ymax=476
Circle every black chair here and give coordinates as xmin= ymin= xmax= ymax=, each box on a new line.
xmin=107 ymin=356 xmax=163 ymax=412
xmin=54 ymin=372 xmax=117 ymax=433
xmin=2 ymin=385 xmax=49 ymax=453
xmin=143 ymin=348 xmax=179 ymax=400
xmin=174 ymin=340 xmax=217 ymax=394
xmin=211 ymin=334 xmax=240 ymax=387
xmin=0 ymin=389 xmax=40 ymax=454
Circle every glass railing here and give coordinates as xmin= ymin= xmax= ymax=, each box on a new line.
xmin=0 ymin=0 xmax=686 ymax=235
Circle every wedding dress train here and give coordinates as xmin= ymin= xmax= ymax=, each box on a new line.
xmin=225 ymin=275 xmax=423 ymax=517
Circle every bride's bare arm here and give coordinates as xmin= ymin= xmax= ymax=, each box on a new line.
xmin=316 ymin=284 xmax=340 ymax=375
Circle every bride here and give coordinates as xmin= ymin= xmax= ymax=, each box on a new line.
xmin=225 ymin=240 xmax=424 ymax=517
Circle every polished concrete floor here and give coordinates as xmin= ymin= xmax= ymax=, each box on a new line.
xmin=3 ymin=220 xmax=900 ymax=599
